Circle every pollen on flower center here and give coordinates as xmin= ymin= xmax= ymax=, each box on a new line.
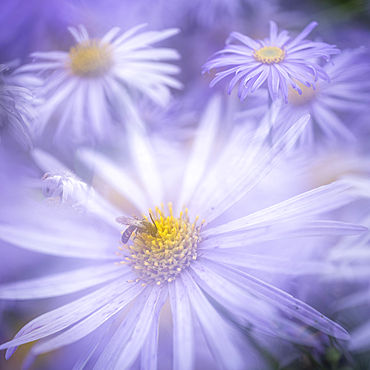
xmin=117 ymin=203 xmax=205 ymax=286
xmin=254 ymin=46 xmax=286 ymax=64
xmin=288 ymin=81 xmax=318 ymax=105
xmin=68 ymin=39 xmax=113 ymax=77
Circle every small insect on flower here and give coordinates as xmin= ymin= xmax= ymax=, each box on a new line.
xmin=116 ymin=214 xmax=158 ymax=244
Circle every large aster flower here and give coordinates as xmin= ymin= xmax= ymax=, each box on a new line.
xmin=0 ymin=97 xmax=367 ymax=369
xmin=202 ymin=21 xmax=340 ymax=103
xmin=14 ymin=24 xmax=182 ymax=145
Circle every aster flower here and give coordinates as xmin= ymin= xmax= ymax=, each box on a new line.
xmin=202 ymin=21 xmax=340 ymax=103
xmin=272 ymin=48 xmax=370 ymax=144
xmin=0 ymin=98 xmax=367 ymax=369
xmin=0 ymin=64 xmax=33 ymax=149
xmin=14 ymin=24 xmax=183 ymax=144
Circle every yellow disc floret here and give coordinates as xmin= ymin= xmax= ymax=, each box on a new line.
xmin=117 ymin=203 xmax=205 ymax=286
xmin=288 ymin=80 xmax=318 ymax=105
xmin=254 ymin=46 xmax=286 ymax=64
xmin=68 ymin=39 xmax=113 ymax=77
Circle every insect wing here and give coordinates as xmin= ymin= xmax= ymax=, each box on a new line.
xmin=115 ymin=216 xmax=142 ymax=227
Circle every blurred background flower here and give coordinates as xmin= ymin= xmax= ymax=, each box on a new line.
xmin=13 ymin=24 xmax=182 ymax=146
xmin=202 ymin=21 xmax=340 ymax=103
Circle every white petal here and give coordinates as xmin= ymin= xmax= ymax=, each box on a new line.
xmin=53 ymin=86 xmax=77 ymax=141
xmin=31 ymin=148 xmax=69 ymax=173
xmin=176 ymin=94 xmax=222 ymax=214
xmin=200 ymin=251 xmax=336 ymax=275
xmin=199 ymin=114 xmax=310 ymax=224
xmin=78 ymin=148 xmax=148 ymax=212
xmin=121 ymin=48 xmax=180 ymax=61
xmin=140 ymin=319 xmax=158 ymax=370
xmin=116 ymin=28 xmax=180 ymax=51
xmin=116 ymin=285 xmax=168 ymax=369
xmin=126 ymin=122 xmax=165 ymax=208
xmin=31 ymin=282 xmax=143 ymax=355
xmin=112 ymin=24 xmax=148 ymax=46
xmin=30 ymin=51 xmax=69 ymax=61
xmin=203 ymin=258 xmax=350 ymax=340
xmin=68 ymin=27 xmax=85 ymax=43
xmin=14 ymin=62 xmax=64 ymax=74
xmin=1 ymin=280 xmax=124 ymax=358
xmin=39 ymin=79 xmax=78 ymax=132
xmin=140 ymin=288 xmax=168 ymax=370
xmin=192 ymin=111 xmax=309 ymax=222
xmin=78 ymin=25 xmax=89 ymax=42
xmin=101 ymin=27 xmax=121 ymax=44
xmin=118 ymin=61 xmax=181 ymax=75
xmin=93 ymin=286 xmax=164 ymax=370
xmin=189 ymin=262 xmax=274 ymax=332
xmin=128 ymin=77 xmax=173 ymax=106
xmin=202 ymin=180 xmax=355 ymax=236
xmin=0 ymin=217 xmax=116 ymax=260
xmin=93 ymin=288 xmax=151 ymax=370
xmin=181 ymin=271 xmax=245 ymax=370
xmin=87 ymin=79 xmax=109 ymax=139
xmin=71 ymin=321 xmax=111 ymax=370
xmin=201 ymin=220 xmax=367 ymax=248
xmin=189 ymin=262 xmax=318 ymax=346
xmin=169 ymin=278 xmax=195 ymax=370
xmin=0 ymin=263 xmax=125 ymax=299
xmin=70 ymin=80 xmax=86 ymax=141
xmin=184 ymin=106 xmax=267 ymax=218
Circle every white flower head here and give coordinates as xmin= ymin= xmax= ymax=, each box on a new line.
xmin=15 ymin=24 xmax=183 ymax=145
xmin=0 ymin=96 xmax=367 ymax=369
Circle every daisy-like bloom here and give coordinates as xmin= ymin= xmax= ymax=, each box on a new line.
xmin=273 ymin=48 xmax=370 ymax=144
xmin=202 ymin=21 xmax=340 ymax=103
xmin=0 ymin=97 xmax=367 ymax=369
xmin=14 ymin=24 xmax=182 ymax=144
xmin=0 ymin=64 xmax=33 ymax=149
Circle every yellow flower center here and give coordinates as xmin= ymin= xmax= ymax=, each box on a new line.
xmin=117 ymin=203 xmax=205 ymax=286
xmin=288 ymin=81 xmax=318 ymax=106
xmin=254 ymin=46 xmax=286 ymax=64
xmin=68 ymin=39 xmax=113 ymax=77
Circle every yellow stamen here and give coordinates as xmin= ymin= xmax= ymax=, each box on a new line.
xmin=288 ymin=80 xmax=318 ymax=105
xmin=117 ymin=204 xmax=203 ymax=286
xmin=254 ymin=46 xmax=286 ymax=64
xmin=68 ymin=39 xmax=113 ymax=77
